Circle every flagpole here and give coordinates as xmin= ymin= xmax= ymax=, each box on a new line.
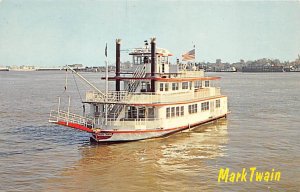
xmin=194 ymin=44 xmax=195 ymax=61
xmin=193 ymin=44 xmax=196 ymax=69
xmin=105 ymin=43 xmax=108 ymax=126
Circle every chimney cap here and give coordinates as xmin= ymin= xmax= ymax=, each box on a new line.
xmin=150 ymin=37 xmax=156 ymax=43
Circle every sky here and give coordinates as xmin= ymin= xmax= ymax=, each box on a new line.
xmin=0 ymin=0 xmax=299 ymax=67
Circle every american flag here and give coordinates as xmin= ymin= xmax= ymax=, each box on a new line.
xmin=182 ymin=49 xmax=195 ymax=61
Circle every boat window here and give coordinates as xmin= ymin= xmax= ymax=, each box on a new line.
xmin=133 ymin=56 xmax=138 ymax=65
xmin=165 ymin=83 xmax=169 ymax=91
xmin=176 ymin=106 xmax=180 ymax=116
xmin=201 ymin=102 xmax=209 ymax=111
xmin=189 ymin=81 xmax=192 ymax=90
xmin=127 ymin=106 xmax=137 ymax=118
xmin=195 ymin=81 xmax=202 ymax=89
xmin=160 ymin=83 xmax=164 ymax=91
xmin=148 ymin=107 xmax=154 ymax=118
xmin=172 ymin=83 xmax=179 ymax=91
xmin=171 ymin=107 xmax=175 ymax=117
xmin=134 ymin=56 xmax=142 ymax=65
xmin=166 ymin=108 xmax=170 ymax=118
xmin=216 ymin=99 xmax=221 ymax=108
xmin=180 ymin=106 xmax=184 ymax=116
xmin=205 ymin=81 xmax=210 ymax=87
xmin=182 ymin=82 xmax=188 ymax=89
xmin=188 ymin=104 xmax=197 ymax=114
xmin=166 ymin=106 xmax=184 ymax=118
xmin=138 ymin=107 xmax=146 ymax=118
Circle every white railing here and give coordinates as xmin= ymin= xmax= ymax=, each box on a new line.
xmin=128 ymin=92 xmax=159 ymax=104
xmin=86 ymin=90 xmax=129 ymax=103
xmin=86 ymin=87 xmax=221 ymax=104
xmin=106 ymin=91 xmax=129 ymax=102
xmin=94 ymin=118 xmax=163 ymax=130
xmin=177 ymin=70 xmax=204 ymax=78
xmin=128 ymin=88 xmax=220 ymax=104
xmin=49 ymin=110 xmax=94 ymax=128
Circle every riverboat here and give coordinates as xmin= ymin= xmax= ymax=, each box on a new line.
xmin=49 ymin=38 xmax=228 ymax=142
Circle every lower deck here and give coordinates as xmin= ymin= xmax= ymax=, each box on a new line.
xmin=91 ymin=113 xmax=227 ymax=142
xmin=49 ymin=96 xmax=228 ymax=142
xmin=91 ymin=96 xmax=228 ymax=131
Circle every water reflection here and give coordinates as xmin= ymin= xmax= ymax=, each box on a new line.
xmin=45 ymin=119 xmax=228 ymax=192
xmin=157 ymin=119 xmax=228 ymax=174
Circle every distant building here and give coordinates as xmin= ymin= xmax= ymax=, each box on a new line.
xmin=68 ymin=64 xmax=83 ymax=68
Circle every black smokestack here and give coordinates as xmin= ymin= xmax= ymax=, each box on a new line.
xmin=116 ymin=39 xmax=121 ymax=91
xmin=150 ymin=37 xmax=156 ymax=92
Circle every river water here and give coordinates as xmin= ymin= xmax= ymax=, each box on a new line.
xmin=0 ymin=71 xmax=299 ymax=192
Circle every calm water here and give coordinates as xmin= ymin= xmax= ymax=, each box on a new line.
xmin=0 ymin=71 xmax=299 ymax=192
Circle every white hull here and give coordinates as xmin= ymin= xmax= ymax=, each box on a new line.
xmin=91 ymin=114 xmax=227 ymax=142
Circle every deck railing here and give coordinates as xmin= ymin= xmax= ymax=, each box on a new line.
xmin=49 ymin=110 xmax=94 ymax=128
xmin=86 ymin=90 xmax=129 ymax=103
xmin=85 ymin=87 xmax=221 ymax=104
xmin=94 ymin=117 xmax=163 ymax=130
xmin=49 ymin=109 xmax=163 ymax=130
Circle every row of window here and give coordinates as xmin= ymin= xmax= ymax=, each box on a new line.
xmin=201 ymin=102 xmax=209 ymax=111
xmin=159 ymin=81 xmax=210 ymax=92
xmin=166 ymin=106 xmax=184 ymax=118
xmin=188 ymin=104 xmax=198 ymax=114
xmin=165 ymin=99 xmax=221 ymax=118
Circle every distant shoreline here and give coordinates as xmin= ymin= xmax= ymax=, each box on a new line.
xmin=1 ymin=69 xmax=300 ymax=73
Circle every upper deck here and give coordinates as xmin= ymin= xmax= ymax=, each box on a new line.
xmin=85 ymin=86 xmax=222 ymax=106
xmin=94 ymin=38 xmax=223 ymax=105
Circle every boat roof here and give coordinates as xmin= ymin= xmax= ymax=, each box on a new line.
xmin=129 ymin=47 xmax=172 ymax=57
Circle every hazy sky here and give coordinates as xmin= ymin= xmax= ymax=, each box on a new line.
xmin=0 ymin=0 xmax=299 ymax=66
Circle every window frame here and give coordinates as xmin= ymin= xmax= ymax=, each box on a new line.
xmin=205 ymin=80 xmax=210 ymax=87
xmin=216 ymin=99 xmax=221 ymax=108
xmin=166 ymin=107 xmax=170 ymax=118
xmin=182 ymin=82 xmax=188 ymax=90
xmin=172 ymin=83 xmax=179 ymax=91
xmin=180 ymin=106 xmax=184 ymax=116
xmin=171 ymin=107 xmax=175 ymax=117
xmin=160 ymin=83 xmax=164 ymax=91
xmin=201 ymin=101 xmax=210 ymax=111
xmin=165 ymin=83 xmax=169 ymax=91
xmin=188 ymin=104 xmax=198 ymax=114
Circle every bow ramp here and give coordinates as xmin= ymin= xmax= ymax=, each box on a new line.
xmin=49 ymin=109 xmax=95 ymax=133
